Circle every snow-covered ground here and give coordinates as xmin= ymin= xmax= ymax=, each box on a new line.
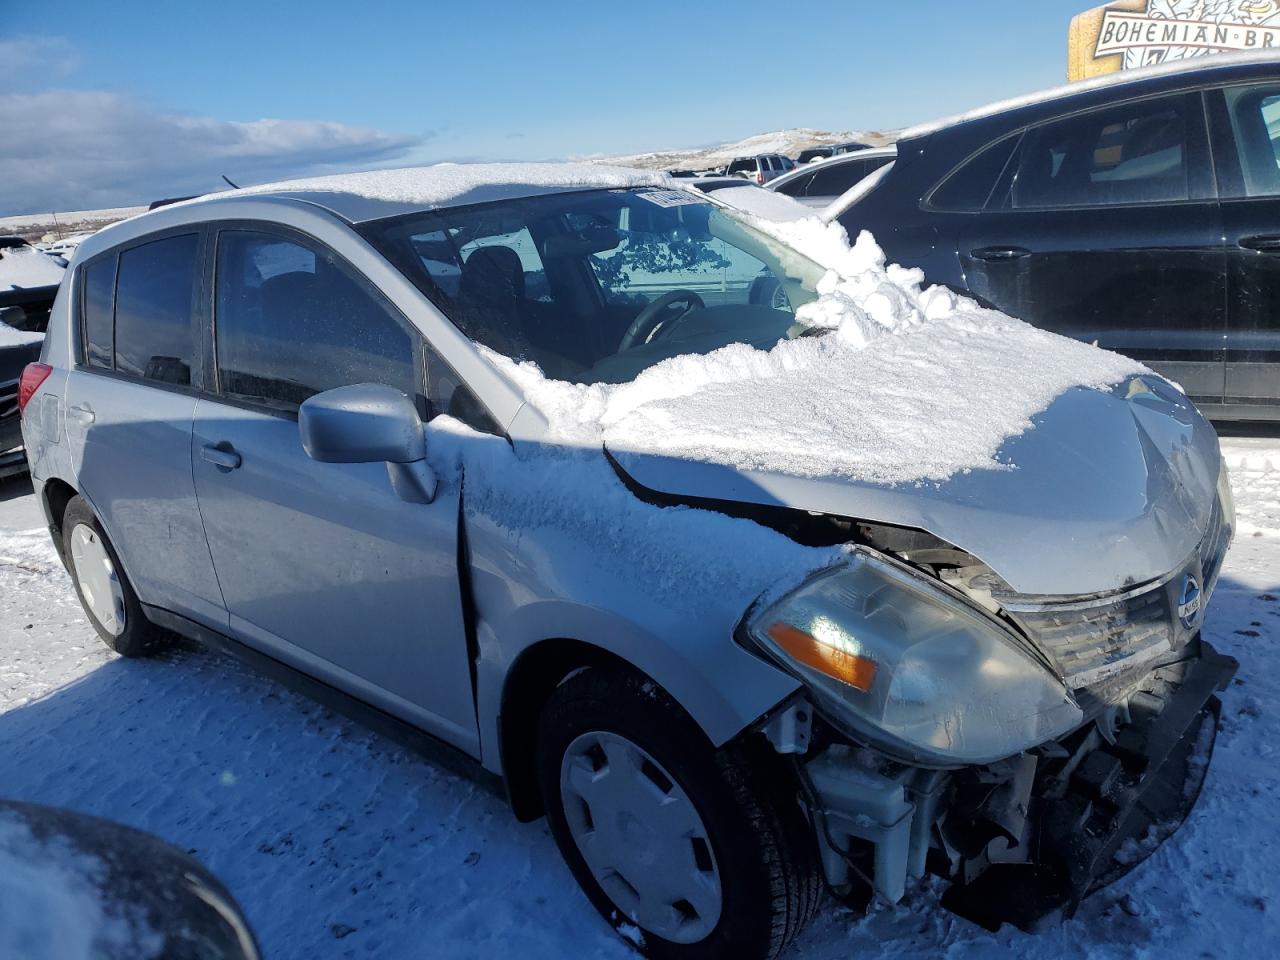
xmin=1 ymin=433 xmax=1277 ymax=959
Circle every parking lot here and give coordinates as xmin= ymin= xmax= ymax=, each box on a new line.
xmin=2 ymin=434 xmax=1278 ymax=960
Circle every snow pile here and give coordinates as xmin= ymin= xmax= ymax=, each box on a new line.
xmin=0 ymin=247 xmax=65 ymax=293
xmin=227 ymin=162 xmax=674 ymax=209
xmin=494 ymin=220 xmax=1145 ymax=486
xmin=0 ymin=813 xmax=156 ymax=960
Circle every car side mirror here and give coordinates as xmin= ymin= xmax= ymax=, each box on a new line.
xmin=299 ymin=384 xmax=437 ymax=504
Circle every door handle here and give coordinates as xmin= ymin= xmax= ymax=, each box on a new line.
xmin=68 ymin=403 xmax=95 ymax=424
xmin=1239 ymin=235 xmax=1280 ymax=253
xmin=971 ymin=246 xmax=1032 ymax=262
xmin=200 ymin=444 xmax=242 ymax=471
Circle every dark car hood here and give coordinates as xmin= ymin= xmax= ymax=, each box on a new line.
xmin=606 ymin=381 xmax=1223 ymax=597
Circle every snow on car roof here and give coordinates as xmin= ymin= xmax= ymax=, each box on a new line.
xmin=767 ymin=146 xmax=898 ymax=193
xmin=708 ymin=186 xmax=815 ymax=222
xmin=211 ymin=162 xmax=679 ymax=223
xmin=902 ymin=49 xmax=1280 ymax=142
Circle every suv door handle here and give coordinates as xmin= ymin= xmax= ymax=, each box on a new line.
xmin=68 ymin=403 xmax=95 ymax=424
xmin=971 ymin=246 xmax=1032 ymax=262
xmin=200 ymin=444 xmax=242 ymax=471
xmin=1239 ymin=235 xmax=1280 ymax=253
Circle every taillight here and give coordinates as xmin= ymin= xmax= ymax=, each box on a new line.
xmin=18 ymin=363 xmax=53 ymax=416
xmin=756 ymin=172 xmax=765 ymax=185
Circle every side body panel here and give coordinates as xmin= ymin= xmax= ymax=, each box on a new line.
xmin=191 ymin=397 xmax=479 ymax=754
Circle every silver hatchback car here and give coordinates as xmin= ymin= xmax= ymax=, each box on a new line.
xmin=19 ymin=164 xmax=1236 ymax=958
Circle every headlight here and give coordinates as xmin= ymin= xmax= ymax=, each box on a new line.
xmin=744 ymin=551 xmax=1082 ymax=766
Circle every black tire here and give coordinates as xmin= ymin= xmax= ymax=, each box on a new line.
xmin=62 ymin=496 xmax=169 ymax=658
xmin=748 ymin=276 xmax=790 ymax=312
xmin=537 ymin=665 xmax=823 ymax=960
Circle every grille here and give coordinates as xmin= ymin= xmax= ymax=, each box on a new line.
xmin=946 ymin=484 xmax=1232 ymax=706
xmin=1011 ymin=587 xmax=1174 ymax=693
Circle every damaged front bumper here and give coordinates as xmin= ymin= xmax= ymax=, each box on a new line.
xmin=797 ymin=638 xmax=1237 ymax=931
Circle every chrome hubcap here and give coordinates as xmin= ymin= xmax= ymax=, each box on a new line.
xmin=560 ymin=731 xmax=722 ymax=944
xmin=69 ymin=523 xmax=126 ymax=637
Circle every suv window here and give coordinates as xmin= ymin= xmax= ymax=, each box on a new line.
xmin=113 ymin=234 xmax=198 ymax=385
xmin=807 ymin=158 xmax=881 ymax=197
xmin=1011 ymin=97 xmax=1191 ymax=209
xmin=1221 ymin=83 xmax=1280 ymax=197
xmin=773 ymin=170 xmax=817 ymax=198
xmin=726 ymin=159 xmax=754 ymax=175
xmin=81 ymin=256 xmax=117 ymax=369
xmin=929 ymin=135 xmax=1021 ymax=212
xmin=214 ymin=230 xmax=416 ymax=411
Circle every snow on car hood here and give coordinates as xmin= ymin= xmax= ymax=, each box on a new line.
xmin=500 ymin=222 xmax=1223 ymax=598
xmin=0 ymin=247 xmax=65 ymax=294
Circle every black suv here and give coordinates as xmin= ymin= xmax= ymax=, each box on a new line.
xmin=837 ymin=54 xmax=1280 ymax=421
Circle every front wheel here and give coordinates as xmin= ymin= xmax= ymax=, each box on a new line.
xmin=537 ymin=666 xmax=822 ymax=960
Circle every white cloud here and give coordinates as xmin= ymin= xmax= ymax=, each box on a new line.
xmin=0 ymin=90 xmax=423 ymax=214
xmin=0 ymin=35 xmax=80 ymax=85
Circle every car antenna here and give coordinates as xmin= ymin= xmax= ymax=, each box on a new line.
xmin=221 ymin=175 xmax=241 ymax=189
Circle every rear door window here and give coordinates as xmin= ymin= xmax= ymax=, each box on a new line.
xmin=112 ymin=234 xmax=198 ymax=385
xmin=1010 ymin=96 xmax=1196 ymax=209
xmin=81 ymin=256 xmax=117 ymax=369
xmin=214 ymin=230 xmax=417 ymax=410
xmin=1220 ymin=83 xmax=1280 ymax=197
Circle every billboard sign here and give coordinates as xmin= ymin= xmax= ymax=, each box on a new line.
xmin=1070 ymin=1 xmax=1280 ymax=81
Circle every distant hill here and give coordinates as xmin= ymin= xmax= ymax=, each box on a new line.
xmin=0 ymin=206 xmax=146 ymax=243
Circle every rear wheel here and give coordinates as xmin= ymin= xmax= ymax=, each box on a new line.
xmin=536 ymin=665 xmax=822 ymax=960
xmin=63 ymin=496 xmax=169 ymax=658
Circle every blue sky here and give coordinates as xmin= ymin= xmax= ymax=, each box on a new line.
xmin=3 ymin=0 xmax=1090 ymax=213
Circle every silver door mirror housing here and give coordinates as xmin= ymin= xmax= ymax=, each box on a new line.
xmin=300 ymin=383 xmax=426 ymax=464
xmin=299 ymin=384 xmax=436 ymax=503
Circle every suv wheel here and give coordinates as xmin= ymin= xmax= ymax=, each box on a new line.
xmin=536 ymin=666 xmax=822 ymax=960
xmin=63 ymin=496 xmax=169 ymax=658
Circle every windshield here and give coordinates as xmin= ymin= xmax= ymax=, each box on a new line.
xmin=362 ymin=188 xmax=827 ymax=386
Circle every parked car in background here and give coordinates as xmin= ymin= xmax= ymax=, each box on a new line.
xmin=724 ymin=154 xmax=795 ymax=185
xmin=832 ymin=52 xmax=1280 ymax=421
xmin=1 ymin=320 xmax=44 ymax=477
xmin=20 ymin=163 xmax=1236 ymax=959
xmin=0 ymin=800 xmax=261 ymax=960
xmin=1 ymin=237 xmax=65 ymax=476
xmin=768 ymin=146 xmax=897 ymax=207
xmin=687 ymin=175 xmax=769 ymax=195
xmin=795 ymin=141 xmax=873 ymax=164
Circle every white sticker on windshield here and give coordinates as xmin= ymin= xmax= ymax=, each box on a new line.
xmin=637 ymin=190 xmax=708 ymax=208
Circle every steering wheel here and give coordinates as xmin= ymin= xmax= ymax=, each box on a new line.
xmin=618 ymin=289 xmax=705 ymax=353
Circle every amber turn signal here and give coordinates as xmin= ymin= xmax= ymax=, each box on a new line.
xmin=767 ymin=622 xmax=877 ymax=692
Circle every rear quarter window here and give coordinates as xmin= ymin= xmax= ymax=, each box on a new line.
xmin=81 ymin=256 xmax=117 ymax=369
xmin=927 ymin=135 xmax=1022 ymax=212
xmin=774 ymin=171 xmax=817 ymax=197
